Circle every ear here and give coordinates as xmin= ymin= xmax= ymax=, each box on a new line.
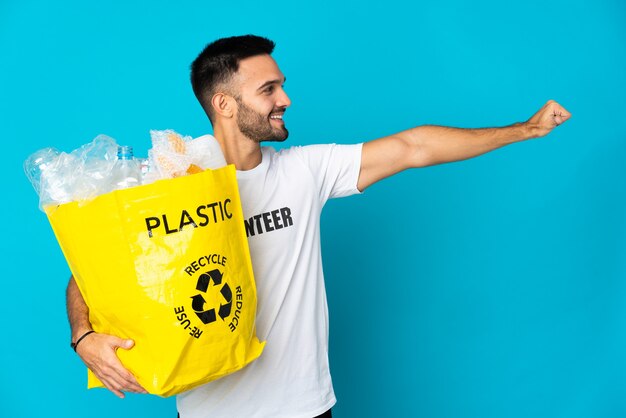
xmin=211 ymin=93 xmax=235 ymax=119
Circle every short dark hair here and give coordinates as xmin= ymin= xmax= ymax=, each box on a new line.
xmin=190 ymin=34 xmax=275 ymax=123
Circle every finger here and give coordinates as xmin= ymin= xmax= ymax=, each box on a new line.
xmin=102 ymin=380 xmax=126 ymax=399
xmin=87 ymin=347 xmax=141 ymax=394
xmin=549 ymin=102 xmax=571 ymax=121
xmin=553 ymin=108 xmax=571 ymax=125
xmin=558 ymin=108 xmax=572 ymax=122
xmin=75 ymin=333 xmax=146 ymax=396
xmin=112 ymin=371 xmax=147 ymax=393
xmin=110 ymin=337 xmax=134 ymax=351
xmin=115 ymin=369 xmax=148 ymax=393
xmin=99 ymin=365 xmax=145 ymax=395
xmin=108 ymin=339 xmax=148 ymax=393
xmin=94 ymin=369 xmax=128 ymax=398
xmin=101 ymin=353 xmax=147 ymax=393
xmin=120 ymin=339 xmax=134 ymax=350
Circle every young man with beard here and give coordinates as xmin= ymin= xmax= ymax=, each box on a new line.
xmin=66 ymin=35 xmax=571 ymax=417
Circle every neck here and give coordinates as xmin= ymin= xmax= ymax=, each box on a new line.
xmin=213 ymin=125 xmax=263 ymax=171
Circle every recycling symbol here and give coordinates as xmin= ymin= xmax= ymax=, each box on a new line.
xmin=191 ymin=269 xmax=232 ymax=324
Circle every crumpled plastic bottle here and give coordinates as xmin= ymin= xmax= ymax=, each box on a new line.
xmin=24 ymin=135 xmax=119 ymax=210
xmin=24 ymin=147 xmax=61 ymax=195
xmin=25 ymin=130 xmax=227 ymax=211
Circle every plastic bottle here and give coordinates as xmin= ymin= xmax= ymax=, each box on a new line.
xmin=190 ymin=134 xmax=227 ymax=169
xmin=23 ymin=147 xmax=61 ymax=194
xmin=112 ymin=145 xmax=141 ymax=190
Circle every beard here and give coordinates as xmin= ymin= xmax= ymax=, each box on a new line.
xmin=235 ymin=97 xmax=289 ymax=143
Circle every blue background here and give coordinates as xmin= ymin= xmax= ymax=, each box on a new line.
xmin=2 ymin=1 xmax=625 ymax=417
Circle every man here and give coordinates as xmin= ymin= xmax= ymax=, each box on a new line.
xmin=66 ymin=35 xmax=570 ymax=417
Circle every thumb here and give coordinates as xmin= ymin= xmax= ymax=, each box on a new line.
xmin=121 ymin=339 xmax=135 ymax=350
xmin=111 ymin=337 xmax=135 ymax=350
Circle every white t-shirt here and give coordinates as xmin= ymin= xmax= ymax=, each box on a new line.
xmin=177 ymin=143 xmax=363 ymax=418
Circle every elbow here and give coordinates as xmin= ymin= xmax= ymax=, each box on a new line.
xmin=401 ymin=127 xmax=437 ymax=168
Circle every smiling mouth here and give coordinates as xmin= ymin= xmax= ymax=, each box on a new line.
xmin=269 ymin=113 xmax=284 ymax=123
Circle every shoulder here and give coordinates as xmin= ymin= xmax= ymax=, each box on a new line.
xmin=263 ymin=143 xmax=362 ymax=170
xmin=261 ymin=144 xmax=326 ymax=164
xmin=269 ymin=144 xmax=340 ymax=161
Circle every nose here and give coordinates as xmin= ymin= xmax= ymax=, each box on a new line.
xmin=277 ymin=87 xmax=291 ymax=109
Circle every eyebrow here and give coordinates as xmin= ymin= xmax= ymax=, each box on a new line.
xmin=257 ymin=77 xmax=286 ymax=91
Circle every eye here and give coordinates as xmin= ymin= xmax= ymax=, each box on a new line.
xmin=264 ymin=85 xmax=275 ymax=94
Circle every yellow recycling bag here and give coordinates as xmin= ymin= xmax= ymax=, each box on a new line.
xmin=46 ymin=165 xmax=265 ymax=397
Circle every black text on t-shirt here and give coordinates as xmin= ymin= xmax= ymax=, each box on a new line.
xmin=244 ymin=207 xmax=293 ymax=237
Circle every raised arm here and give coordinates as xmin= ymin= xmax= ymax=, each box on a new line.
xmin=357 ymin=100 xmax=571 ymax=191
xmin=66 ymin=276 xmax=147 ymax=398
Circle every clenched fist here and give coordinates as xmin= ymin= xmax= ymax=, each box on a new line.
xmin=527 ymin=100 xmax=571 ymax=138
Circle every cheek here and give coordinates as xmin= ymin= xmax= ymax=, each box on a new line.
xmin=260 ymin=101 xmax=274 ymax=117
xmin=250 ymin=96 xmax=274 ymax=116
xmin=242 ymin=93 xmax=271 ymax=112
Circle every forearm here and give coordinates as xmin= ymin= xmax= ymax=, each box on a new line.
xmin=400 ymin=122 xmax=538 ymax=167
xmin=65 ymin=276 xmax=145 ymax=397
xmin=66 ymin=276 xmax=92 ymax=341
xmin=358 ymin=100 xmax=569 ymax=190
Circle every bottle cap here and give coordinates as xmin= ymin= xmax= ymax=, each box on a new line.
xmin=117 ymin=145 xmax=134 ymax=160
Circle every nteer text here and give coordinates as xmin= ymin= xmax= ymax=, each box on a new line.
xmin=244 ymin=207 xmax=293 ymax=237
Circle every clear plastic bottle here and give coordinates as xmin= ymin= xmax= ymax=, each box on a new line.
xmin=111 ymin=145 xmax=141 ymax=190
xmin=23 ymin=147 xmax=61 ymax=195
xmin=190 ymin=134 xmax=227 ymax=169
